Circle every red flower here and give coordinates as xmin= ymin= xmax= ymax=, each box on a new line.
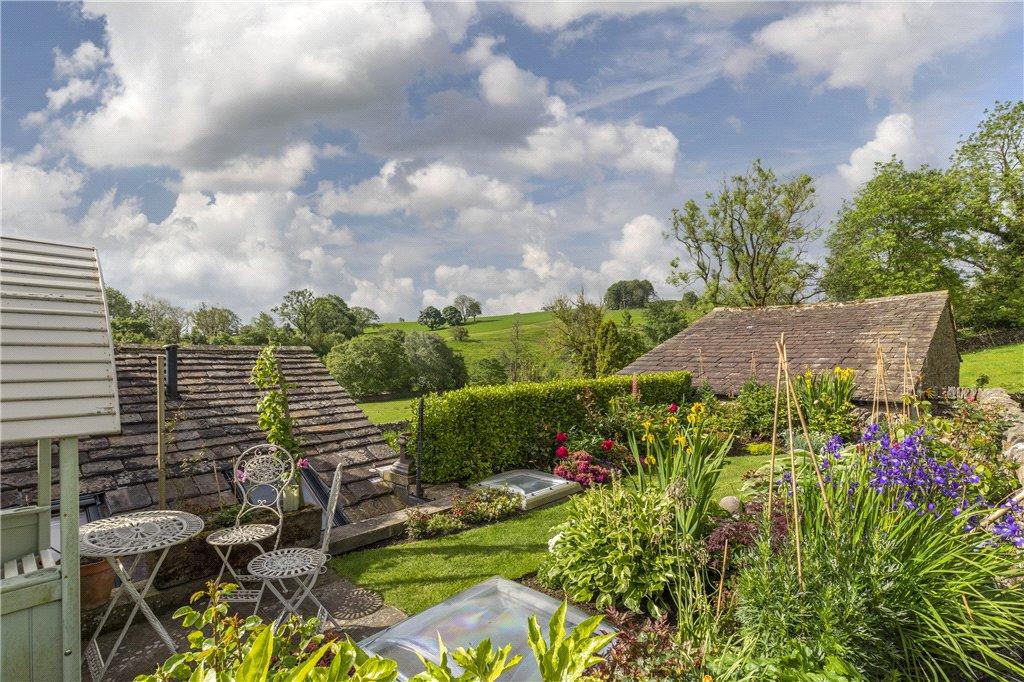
xmin=555 ymin=432 xmax=568 ymax=443
xmin=601 ymin=439 xmax=614 ymax=452
xmin=555 ymin=445 xmax=569 ymax=458
xmin=668 ymin=403 xmax=679 ymax=413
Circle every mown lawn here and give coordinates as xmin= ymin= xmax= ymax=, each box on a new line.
xmin=358 ymin=397 xmax=417 ymax=425
xmin=960 ymin=342 xmax=1024 ymax=392
xmin=330 ymin=454 xmax=769 ymax=614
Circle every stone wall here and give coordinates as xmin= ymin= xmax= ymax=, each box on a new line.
xmin=977 ymin=388 xmax=1024 ymax=485
xmin=921 ymin=303 xmax=960 ymax=391
xmin=958 ymin=328 xmax=1024 ymax=353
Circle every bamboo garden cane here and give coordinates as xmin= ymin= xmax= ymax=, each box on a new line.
xmin=765 ymin=333 xmax=785 ymax=524
xmin=778 ymin=343 xmax=835 ymax=526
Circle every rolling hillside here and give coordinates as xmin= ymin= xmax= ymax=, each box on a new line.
xmin=358 ymin=308 xmax=647 ymax=423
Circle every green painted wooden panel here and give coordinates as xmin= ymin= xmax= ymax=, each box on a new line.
xmin=0 ymin=571 xmax=61 ymax=615
xmin=0 ymin=599 xmax=62 ymax=681
xmin=0 ymin=508 xmax=47 ymax=563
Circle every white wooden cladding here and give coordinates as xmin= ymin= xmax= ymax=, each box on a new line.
xmin=0 ymin=236 xmax=121 ymax=442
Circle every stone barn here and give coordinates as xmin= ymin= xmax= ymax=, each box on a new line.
xmin=620 ymin=291 xmax=959 ymax=402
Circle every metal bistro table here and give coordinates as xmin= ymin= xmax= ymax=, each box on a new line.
xmin=80 ymin=510 xmax=204 ymax=682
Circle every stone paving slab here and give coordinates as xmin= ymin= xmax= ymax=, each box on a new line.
xmin=81 ymin=571 xmax=405 ymax=681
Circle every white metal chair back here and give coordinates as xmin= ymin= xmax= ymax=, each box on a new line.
xmin=233 ymin=444 xmax=294 ymax=544
xmin=320 ymin=463 xmax=344 ymax=556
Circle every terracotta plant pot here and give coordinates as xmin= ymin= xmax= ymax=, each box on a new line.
xmin=80 ymin=558 xmax=116 ymax=610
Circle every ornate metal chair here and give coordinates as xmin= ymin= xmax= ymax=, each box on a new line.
xmin=248 ymin=462 xmax=343 ymax=627
xmin=206 ymin=444 xmax=294 ymax=603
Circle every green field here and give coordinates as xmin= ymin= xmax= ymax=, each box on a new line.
xmin=358 ymin=308 xmax=647 ymax=422
xmin=960 ymin=342 xmax=1024 ymax=392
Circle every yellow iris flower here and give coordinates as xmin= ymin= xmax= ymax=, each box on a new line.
xmin=642 ymin=432 xmax=655 ymax=443
xmin=644 ymin=454 xmax=656 ymax=466
xmin=673 ymin=434 xmax=686 ymax=446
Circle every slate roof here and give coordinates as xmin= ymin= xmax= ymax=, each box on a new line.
xmin=0 ymin=345 xmax=403 ymax=521
xmin=619 ymin=291 xmax=954 ymax=402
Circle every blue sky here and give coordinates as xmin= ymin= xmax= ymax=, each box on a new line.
xmin=2 ymin=2 xmax=1021 ymax=320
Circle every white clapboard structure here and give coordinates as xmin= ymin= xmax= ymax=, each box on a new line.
xmin=1 ymin=235 xmax=121 ymax=681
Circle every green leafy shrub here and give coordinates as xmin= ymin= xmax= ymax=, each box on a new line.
xmin=418 ymin=372 xmax=692 ymax=482
xmin=405 ymin=489 xmax=520 ymax=540
xmin=539 ymin=478 xmax=679 ymax=614
xmin=744 ymin=442 xmax=773 ymax=458
xmin=734 ymin=378 xmax=776 ymax=442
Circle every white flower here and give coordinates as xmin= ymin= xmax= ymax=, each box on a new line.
xmin=547 ymin=532 xmax=563 ymax=553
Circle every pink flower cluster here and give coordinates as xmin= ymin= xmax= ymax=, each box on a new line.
xmin=554 ymin=451 xmax=612 ymax=488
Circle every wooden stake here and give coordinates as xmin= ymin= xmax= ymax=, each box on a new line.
xmin=697 ymin=348 xmax=705 ymax=383
xmin=156 ymin=354 xmax=167 ymax=509
xmin=779 ymin=344 xmax=834 ymax=525
xmin=750 ymin=351 xmax=757 ymax=379
xmin=765 ymin=334 xmax=785 ymax=522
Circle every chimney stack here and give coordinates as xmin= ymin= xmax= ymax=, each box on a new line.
xmin=164 ymin=344 xmax=179 ymax=398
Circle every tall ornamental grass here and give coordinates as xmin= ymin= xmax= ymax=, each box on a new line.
xmin=737 ymin=438 xmax=1024 ymax=680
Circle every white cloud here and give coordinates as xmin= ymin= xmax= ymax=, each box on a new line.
xmin=599 ymin=214 xmax=671 ymax=283
xmin=743 ymin=3 xmax=1009 ymax=100
xmin=349 ymin=253 xmax=417 ymax=318
xmin=425 ymin=214 xmax=673 ymax=315
xmin=501 ymin=2 xmax=670 ymax=31
xmin=837 ymin=113 xmax=919 ymax=187
xmin=466 ymin=36 xmax=548 ymax=108
xmin=0 ymin=157 xmax=83 ymax=234
xmin=178 ymin=144 xmax=319 ymax=192
xmin=56 ymin=2 xmax=449 ymax=172
xmin=725 ymin=115 xmax=743 ymax=134
xmin=53 ymin=41 xmax=106 ymax=79
xmin=507 ymin=99 xmax=678 ymax=177
xmin=317 ymin=160 xmax=554 ymax=234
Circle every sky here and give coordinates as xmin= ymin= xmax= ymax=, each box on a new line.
xmin=2 ymin=1 xmax=1022 ymax=321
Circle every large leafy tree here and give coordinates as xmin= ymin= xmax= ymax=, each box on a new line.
xmin=547 ymin=292 xmax=604 ymax=378
xmin=821 ymin=160 xmax=965 ymax=305
xmin=823 ymin=102 xmax=1023 ymax=329
xmin=441 ymin=305 xmax=464 ymax=327
xmin=190 ymin=303 xmax=241 ymax=343
xmin=642 ymin=299 xmax=688 ymax=345
xmin=950 ymin=100 xmax=1023 ymax=328
xmin=104 ymin=287 xmax=134 ymax=319
xmin=453 ymin=294 xmax=482 ymax=321
xmin=273 ymin=289 xmax=358 ymax=355
xmin=135 ymin=295 xmax=189 ymax=343
xmin=404 ymin=331 xmax=468 ymax=392
xmin=418 ymin=306 xmax=445 ymax=330
xmin=325 ymin=331 xmax=412 ymax=399
xmin=603 ymin=280 xmax=655 ymax=310
xmin=669 ymin=159 xmax=820 ymax=307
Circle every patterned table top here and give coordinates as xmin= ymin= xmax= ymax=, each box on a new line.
xmin=79 ymin=510 xmax=204 ymax=558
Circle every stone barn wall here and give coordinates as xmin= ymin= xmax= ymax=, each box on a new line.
xmin=921 ymin=302 xmax=959 ymax=391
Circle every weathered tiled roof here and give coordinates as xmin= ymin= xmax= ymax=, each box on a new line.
xmin=1 ymin=345 xmax=402 ymax=521
xmin=619 ymin=291 xmax=954 ymax=401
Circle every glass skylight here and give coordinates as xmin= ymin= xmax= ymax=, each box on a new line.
xmin=359 ymin=577 xmax=615 ymax=681
xmin=473 ymin=469 xmax=581 ymax=510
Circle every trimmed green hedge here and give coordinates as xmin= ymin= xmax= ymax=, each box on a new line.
xmin=417 ymin=372 xmax=692 ymax=483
